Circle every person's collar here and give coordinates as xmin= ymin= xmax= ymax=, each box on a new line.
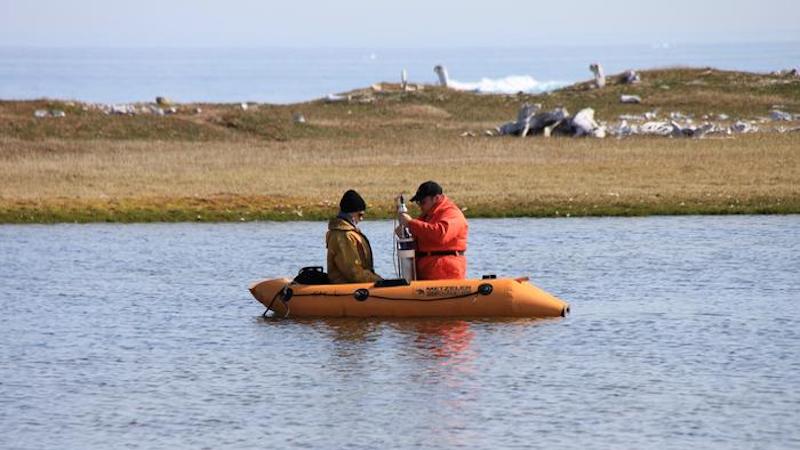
xmin=337 ymin=211 xmax=357 ymax=227
xmin=422 ymin=195 xmax=448 ymax=218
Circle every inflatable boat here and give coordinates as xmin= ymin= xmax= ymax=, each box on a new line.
xmin=249 ymin=276 xmax=570 ymax=318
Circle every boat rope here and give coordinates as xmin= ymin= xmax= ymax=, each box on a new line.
xmin=262 ymin=290 xmax=281 ymax=318
xmin=288 ymin=283 xmax=494 ymax=303
xmin=262 ymin=285 xmax=293 ymax=318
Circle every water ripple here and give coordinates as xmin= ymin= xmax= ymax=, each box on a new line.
xmin=1 ymin=216 xmax=799 ymax=449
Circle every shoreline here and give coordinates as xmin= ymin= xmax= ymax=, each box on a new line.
xmin=2 ymin=195 xmax=797 ymax=224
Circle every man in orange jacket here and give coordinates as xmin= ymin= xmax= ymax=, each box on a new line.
xmin=398 ymin=181 xmax=468 ymax=280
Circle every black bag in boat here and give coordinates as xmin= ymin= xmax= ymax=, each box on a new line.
xmin=293 ymin=266 xmax=331 ymax=285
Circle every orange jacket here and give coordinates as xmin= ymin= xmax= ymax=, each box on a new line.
xmin=407 ymin=195 xmax=468 ymax=280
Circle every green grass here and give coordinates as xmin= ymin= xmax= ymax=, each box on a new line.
xmin=2 ymin=194 xmax=798 ymax=224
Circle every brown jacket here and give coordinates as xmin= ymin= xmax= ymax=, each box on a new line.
xmin=326 ymin=217 xmax=382 ymax=284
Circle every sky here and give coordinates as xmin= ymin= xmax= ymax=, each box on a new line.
xmin=1 ymin=0 xmax=799 ymax=47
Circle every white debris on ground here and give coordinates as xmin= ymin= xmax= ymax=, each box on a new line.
xmin=620 ymin=95 xmax=641 ymax=104
xmin=33 ymin=109 xmax=66 ymax=118
xmin=612 ymin=121 xmax=717 ymax=138
xmin=490 ymin=104 xmax=797 ymax=139
xmin=495 ymin=104 xmax=605 ymax=138
xmin=775 ymin=126 xmax=800 ymax=133
xmin=669 ymin=112 xmax=692 ymax=121
xmin=571 ymin=108 xmax=606 ymax=138
xmin=771 ymin=68 xmax=800 ymax=77
xmin=110 ymin=104 xmax=137 ymax=115
xmin=770 ymin=110 xmax=794 ymax=121
xmin=731 ymin=121 xmax=759 ymax=133
xmin=324 ymin=91 xmax=378 ymax=104
xmin=606 ymin=111 xmax=763 ymax=138
xmin=434 ymin=65 xmax=450 ymax=87
xmin=79 ymin=102 xmax=180 ymax=116
xmin=325 ymin=93 xmax=348 ymax=103
xmin=589 ymin=63 xmax=605 ymax=88
xmin=31 ymin=98 xmax=207 ymax=118
xmin=621 ymin=70 xmax=641 ymax=84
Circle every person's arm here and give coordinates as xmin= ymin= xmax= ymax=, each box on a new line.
xmin=331 ymin=234 xmax=382 ymax=282
xmin=407 ymin=209 xmax=460 ymax=244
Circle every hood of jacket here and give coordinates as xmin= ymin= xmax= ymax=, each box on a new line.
xmin=328 ymin=216 xmax=358 ymax=232
xmin=421 ymin=195 xmax=457 ymax=220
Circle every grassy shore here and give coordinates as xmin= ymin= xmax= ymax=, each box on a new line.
xmin=1 ymin=68 xmax=799 ymax=223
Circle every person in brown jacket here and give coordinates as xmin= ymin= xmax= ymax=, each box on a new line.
xmin=326 ymin=190 xmax=383 ymax=284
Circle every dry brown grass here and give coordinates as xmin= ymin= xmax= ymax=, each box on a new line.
xmin=2 ymin=132 xmax=798 ymax=221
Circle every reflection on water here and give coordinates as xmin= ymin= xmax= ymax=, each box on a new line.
xmin=1 ymin=216 xmax=799 ymax=449
xmin=262 ymin=317 xmax=480 ymax=368
xmin=409 ymin=320 xmax=475 ymax=361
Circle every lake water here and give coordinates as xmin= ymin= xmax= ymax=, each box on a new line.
xmin=1 ymin=216 xmax=799 ymax=449
xmin=1 ymin=43 xmax=799 ymax=103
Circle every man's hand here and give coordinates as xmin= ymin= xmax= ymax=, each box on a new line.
xmin=398 ymin=212 xmax=412 ymax=225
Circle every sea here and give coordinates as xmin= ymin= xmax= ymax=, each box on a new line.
xmin=0 ymin=42 xmax=798 ymax=104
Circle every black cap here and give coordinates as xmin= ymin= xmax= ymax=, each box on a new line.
xmin=410 ymin=181 xmax=443 ymax=203
xmin=339 ymin=190 xmax=367 ymax=213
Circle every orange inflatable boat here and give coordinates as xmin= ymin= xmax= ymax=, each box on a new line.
xmin=249 ymin=276 xmax=570 ymax=318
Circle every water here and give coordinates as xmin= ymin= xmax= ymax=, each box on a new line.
xmin=1 ymin=216 xmax=799 ymax=449
xmin=1 ymin=42 xmax=798 ymax=103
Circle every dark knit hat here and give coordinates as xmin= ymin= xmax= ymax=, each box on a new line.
xmin=339 ymin=189 xmax=367 ymax=213
xmin=410 ymin=181 xmax=443 ymax=203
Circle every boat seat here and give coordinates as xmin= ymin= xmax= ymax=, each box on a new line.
xmin=374 ymin=278 xmax=410 ymax=288
xmin=293 ymin=266 xmax=331 ymax=285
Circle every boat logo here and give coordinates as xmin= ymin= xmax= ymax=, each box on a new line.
xmin=419 ymin=286 xmax=473 ymax=297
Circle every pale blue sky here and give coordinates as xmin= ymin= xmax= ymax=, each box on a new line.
xmin=2 ymin=0 xmax=798 ymax=47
